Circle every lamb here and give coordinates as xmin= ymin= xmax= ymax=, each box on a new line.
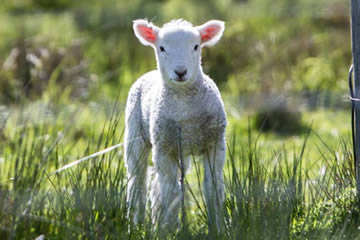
xmin=124 ymin=19 xmax=227 ymax=231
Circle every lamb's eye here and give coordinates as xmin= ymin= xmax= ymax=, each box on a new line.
xmin=160 ymin=46 xmax=165 ymax=52
xmin=194 ymin=44 xmax=199 ymax=51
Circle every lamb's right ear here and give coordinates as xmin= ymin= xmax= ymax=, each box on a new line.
xmin=196 ymin=20 xmax=225 ymax=47
xmin=133 ymin=19 xmax=160 ymax=46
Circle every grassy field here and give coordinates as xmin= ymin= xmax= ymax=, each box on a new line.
xmin=1 ymin=0 xmax=359 ymax=239
xmin=0 ymin=101 xmax=358 ymax=239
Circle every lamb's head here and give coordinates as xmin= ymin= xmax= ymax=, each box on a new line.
xmin=133 ymin=19 xmax=225 ymax=85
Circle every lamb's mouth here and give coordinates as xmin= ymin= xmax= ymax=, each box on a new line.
xmin=173 ymin=77 xmax=187 ymax=82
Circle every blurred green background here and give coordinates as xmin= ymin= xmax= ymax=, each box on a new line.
xmin=0 ymin=0 xmax=352 ymax=152
xmin=0 ymin=1 xmax=357 ymax=239
xmin=0 ymin=0 xmax=350 ymax=101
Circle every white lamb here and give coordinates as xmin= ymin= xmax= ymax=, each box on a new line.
xmin=124 ymin=19 xmax=227 ymax=230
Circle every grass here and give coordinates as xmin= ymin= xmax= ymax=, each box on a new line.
xmin=1 ymin=99 xmax=359 ymax=239
xmin=0 ymin=0 xmax=357 ymax=238
xmin=0 ymin=0 xmax=352 ymax=104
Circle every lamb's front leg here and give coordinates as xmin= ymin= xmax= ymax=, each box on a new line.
xmin=203 ymin=137 xmax=226 ymax=234
xmin=124 ymin=129 xmax=150 ymax=224
xmin=150 ymin=148 xmax=181 ymax=229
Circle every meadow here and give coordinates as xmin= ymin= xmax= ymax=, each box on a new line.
xmin=1 ymin=0 xmax=359 ymax=239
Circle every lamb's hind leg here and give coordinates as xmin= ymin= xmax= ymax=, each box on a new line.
xmin=203 ymin=137 xmax=226 ymax=234
xmin=124 ymin=125 xmax=150 ymax=224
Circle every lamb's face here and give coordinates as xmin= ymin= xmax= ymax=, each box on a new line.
xmin=155 ymin=27 xmax=200 ymax=84
xmin=133 ymin=19 xmax=225 ymax=85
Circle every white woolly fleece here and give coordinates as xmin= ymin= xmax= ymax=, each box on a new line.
xmin=125 ymin=19 xmax=227 ymax=230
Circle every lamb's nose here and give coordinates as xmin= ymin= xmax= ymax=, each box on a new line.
xmin=174 ymin=69 xmax=187 ymax=78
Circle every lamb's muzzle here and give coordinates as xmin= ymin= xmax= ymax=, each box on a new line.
xmin=174 ymin=68 xmax=187 ymax=80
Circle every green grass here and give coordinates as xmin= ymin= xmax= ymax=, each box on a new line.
xmin=0 ymin=0 xmax=357 ymax=238
xmin=0 ymin=0 xmax=352 ymax=104
xmin=0 ymin=100 xmax=359 ymax=239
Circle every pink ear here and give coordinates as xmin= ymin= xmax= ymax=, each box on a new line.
xmin=197 ymin=20 xmax=225 ymax=47
xmin=200 ymin=25 xmax=220 ymax=42
xmin=136 ymin=24 xmax=157 ymax=43
xmin=133 ymin=20 xmax=159 ymax=46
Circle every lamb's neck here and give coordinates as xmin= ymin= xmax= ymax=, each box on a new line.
xmin=160 ymin=71 xmax=205 ymax=97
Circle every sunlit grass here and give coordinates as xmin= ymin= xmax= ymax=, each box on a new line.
xmin=0 ymin=0 xmax=356 ymax=238
xmin=0 ymin=99 xmax=358 ymax=239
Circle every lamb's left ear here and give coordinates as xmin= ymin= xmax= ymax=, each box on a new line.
xmin=196 ymin=20 xmax=225 ymax=47
xmin=133 ymin=19 xmax=160 ymax=47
